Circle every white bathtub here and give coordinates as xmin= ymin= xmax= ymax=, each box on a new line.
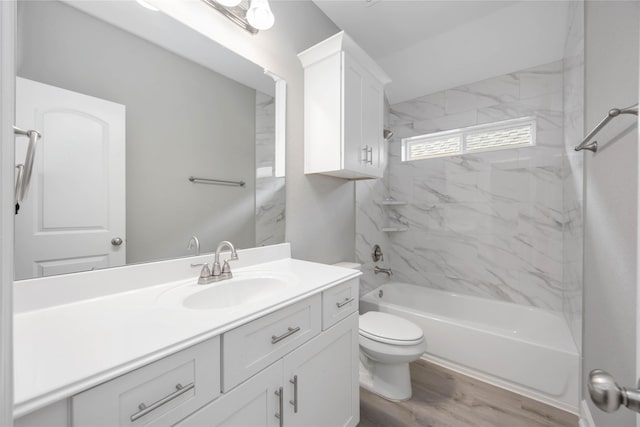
xmin=360 ymin=283 xmax=579 ymax=413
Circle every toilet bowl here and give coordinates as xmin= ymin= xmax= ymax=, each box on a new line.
xmin=358 ymin=311 xmax=426 ymax=401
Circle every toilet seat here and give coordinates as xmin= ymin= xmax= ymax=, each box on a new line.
xmin=359 ymin=312 xmax=424 ymax=346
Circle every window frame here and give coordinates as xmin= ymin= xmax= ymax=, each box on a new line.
xmin=401 ymin=116 xmax=537 ymax=162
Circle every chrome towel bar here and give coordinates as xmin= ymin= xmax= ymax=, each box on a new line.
xmin=188 ymin=176 xmax=245 ymax=187
xmin=13 ymin=125 xmax=42 ymax=205
xmin=575 ymin=103 xmax=638 ymax=153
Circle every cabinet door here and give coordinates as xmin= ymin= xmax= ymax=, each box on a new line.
xmin=283 ymin=313 xmax=359 ymax=427
xmin=362 ymin=77 xmax=384 ymax=177
xmin=176 ymin=360 xmax=283 ymax=427
xmin=342 ymin=54 xmax=366 ymax=174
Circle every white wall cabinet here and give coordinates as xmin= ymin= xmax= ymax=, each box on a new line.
xmin=298 ymin=31 xmax=390 ymax=180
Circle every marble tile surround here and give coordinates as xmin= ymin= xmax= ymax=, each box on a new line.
xmin=255 ymin=92 xmax=285 ymax=246
xmin=356 ymin=59 xmax=578 ymax=313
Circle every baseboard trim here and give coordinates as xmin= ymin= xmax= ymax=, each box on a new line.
xmin=579 ymin=399 xmax=596 ymax=427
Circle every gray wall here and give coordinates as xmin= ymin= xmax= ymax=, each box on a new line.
xmin=583 ymin=2 xmax=639 ymax=425
xmin=17 ymin=0 xmax=257 ymax=264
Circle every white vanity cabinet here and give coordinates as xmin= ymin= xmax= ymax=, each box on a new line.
xmin=14 ymin=277 xmax=361 ymax=427
xmin=176 ymin=281 xmax=360 ymax=427
xmin=176 ymin=313 xmax=359 ymax=427
xmin=298 ymin=31 xmax=390 ymax=180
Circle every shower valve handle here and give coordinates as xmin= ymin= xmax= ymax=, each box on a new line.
xmin=588 ymin=369 xmax=640 ymax=414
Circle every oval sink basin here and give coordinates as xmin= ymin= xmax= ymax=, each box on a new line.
xmin=182 ymin=276 xmax=290 ymax=310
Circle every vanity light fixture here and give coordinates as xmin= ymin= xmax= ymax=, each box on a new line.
xmin=246 ymin=0 xmax=275 ymax=30
xmin=216 ymin=0 xmax=243 ymax=7
xmin=135 ymin=0 xmax=159 ymax=12
xmin=202 ymin=0 xmax=262 ymax=35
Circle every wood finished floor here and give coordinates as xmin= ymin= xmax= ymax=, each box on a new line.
xmin=358 ymin=360 xmax=578 ymax=427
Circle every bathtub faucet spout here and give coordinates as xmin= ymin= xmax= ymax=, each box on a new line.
xmin=374 ymin=266 xmax=393 ymax=277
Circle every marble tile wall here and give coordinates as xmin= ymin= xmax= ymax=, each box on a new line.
xmin=562 ymin=1 xmax=584 ymax=348
xmin=255 ymin=92 xmax=286 ymax=246
xmin=357 ymin=60 xmax=568 ymax=312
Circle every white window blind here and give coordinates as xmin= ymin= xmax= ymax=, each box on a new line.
xmin=402 ymin=117 xmax=536 ymax=162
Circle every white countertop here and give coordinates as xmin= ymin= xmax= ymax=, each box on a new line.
xmin=13 ymin=250 xmax=360 ymax=417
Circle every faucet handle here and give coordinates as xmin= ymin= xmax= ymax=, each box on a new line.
xmin=222 ymin=260 xmax=232 ymax=274
xmin=199 ymin=264 xmax=211 ymax=279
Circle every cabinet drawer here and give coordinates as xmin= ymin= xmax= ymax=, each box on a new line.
xmin=322 ymin=278 xmax=359 ymax=330
xmin=222 ymin=294 xmax=321 ymax=391
xmin=72 ymin=337 xmax=220 ymax=427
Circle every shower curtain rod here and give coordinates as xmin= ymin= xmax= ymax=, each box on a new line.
xmin=575 ymin=103 xmax=638 ymax=153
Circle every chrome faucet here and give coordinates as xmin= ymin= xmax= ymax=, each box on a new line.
xmin=374 ymin=266 xmax=392 ymax=277
xmin=187 ymin=236 xmax=200 ymax=256
xmin=188 ymin=236 xmax=205 ymax=268
xmin=198 ymin=240 xmax=239 ymax=284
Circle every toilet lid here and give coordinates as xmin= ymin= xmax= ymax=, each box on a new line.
xmin=359 ymin=312 xmax=424 ymax=345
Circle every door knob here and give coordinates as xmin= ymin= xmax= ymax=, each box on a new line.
xmin=111 ymin=237 xmax=123 ymax=246
xmin=588 ymin=369 xmax=640 ymax=413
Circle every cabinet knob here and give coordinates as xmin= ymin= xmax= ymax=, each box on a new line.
xmin=111 ymin=237 xmax=123 ymax=246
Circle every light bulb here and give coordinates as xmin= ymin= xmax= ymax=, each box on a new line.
xmin=246 ymin=0 xmax=274 ymax=30
xmin=216 ymin=0 xmax=243 ymax=7
xmin=135 ymin=0 xmax=159 ymax=11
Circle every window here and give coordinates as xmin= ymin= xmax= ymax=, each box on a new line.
xmin=401 ymin=116 xmax=536 ymax=162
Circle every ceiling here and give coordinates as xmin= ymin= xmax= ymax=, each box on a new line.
xmin=313 ymin=0 xmax=570 ymax=104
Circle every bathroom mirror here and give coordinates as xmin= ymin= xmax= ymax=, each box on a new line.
xmin=14 ymin=0 xmax=286 ymax=280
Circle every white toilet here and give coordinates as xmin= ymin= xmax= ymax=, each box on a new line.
xmin=359 ymin=311 xmax=426 ymax=400
xmin=333 ymin=262 xmax=426 ymax=401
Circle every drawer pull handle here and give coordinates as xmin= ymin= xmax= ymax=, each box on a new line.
xmin=336 ymin=297 xmax=354 ymax=308
xmin=130 ymin=382 xmax=194 ymax=422
xmin=275 ymin=386 xmax=284 ymax=427
xmin=289 ymin=375 xmax=298 ymax=413
xmin=272 ymin=326 xmax=301 ymax=344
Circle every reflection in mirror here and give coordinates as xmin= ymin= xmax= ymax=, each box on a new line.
xmin=14 ymin=0 xmax=285 ymax=280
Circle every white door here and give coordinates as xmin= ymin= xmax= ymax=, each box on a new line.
xmin=283 ymin=313 xmax=359 ymax=427
xmin=14 ymin=77 xmax=126 ymax=280
xmin=176 ymin=360 xmax=282 ymax=427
